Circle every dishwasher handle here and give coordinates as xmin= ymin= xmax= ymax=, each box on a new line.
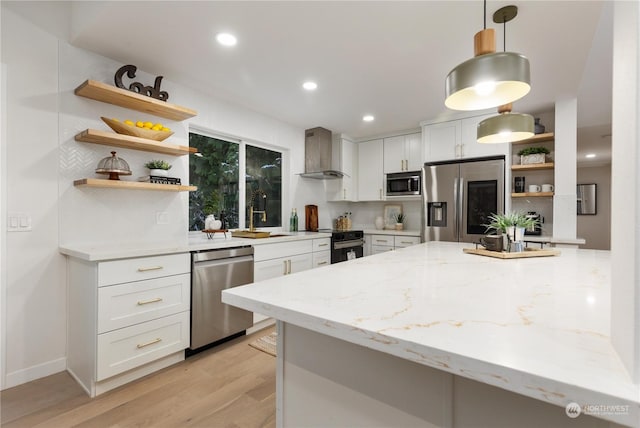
xmin=192 ymin=246 xmax=253 ymax=262
xmin=193 ymin=255 xmax=254 ymax=269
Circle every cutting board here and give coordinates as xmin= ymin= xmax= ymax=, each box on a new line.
xmin=463 ymin=247 xmax=560 ymax=259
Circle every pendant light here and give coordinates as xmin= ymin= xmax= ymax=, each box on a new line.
xmin=477 ymin=5 xmax=534 ymax=144
xmin=444 ymin=1 xmax=531 ymax=111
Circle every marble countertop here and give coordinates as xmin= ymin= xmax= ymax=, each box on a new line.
xmin=59 ymin=231 xmax=331 ymax=261
xmin=362 ymin=229 xmax=420 ymax=236
xmin=223 ymin=241 xmax=639 ymax=426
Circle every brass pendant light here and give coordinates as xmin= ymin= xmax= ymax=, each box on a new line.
xmin=477 ymin=5 xmax=534 ymax=144
xmin=444 ymin=2 xmax=531 ymax=111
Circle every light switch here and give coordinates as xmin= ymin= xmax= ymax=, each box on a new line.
xmin=8 ymin=213 xmax=32 ymax=232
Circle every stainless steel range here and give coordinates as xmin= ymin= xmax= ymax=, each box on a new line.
xmin=328 ymin=230 xmax=364 ymax=264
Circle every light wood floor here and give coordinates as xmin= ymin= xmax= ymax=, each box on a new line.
xmin=1 ymin=327 xmax=276 ymax=428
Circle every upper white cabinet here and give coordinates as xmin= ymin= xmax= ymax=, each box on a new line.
xmin=383 ymin=133 xmax=422 ymax=173
xmin=358 ymin=139 xmax=384 ymax=201
xmin=328 ymin=136 xmax=358 ymax=201
xmin=424 ymin=114 xmax=508 ymax=162
xmin=424 ymin=120 xmax=461 ymax=162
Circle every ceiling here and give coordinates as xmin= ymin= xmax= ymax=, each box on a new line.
xmin=10 ymin=1 xmax=614 ymax=164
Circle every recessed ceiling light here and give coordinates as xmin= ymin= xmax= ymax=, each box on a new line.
xmin=216 ymin=33 xmax=237 ymax=47
xmin=363 ymin=115 xmax=374 ymax=122
xmin=585 ymin=153 xmax=596 ymax=158
xmin=302 ymin=81 xmax=317 ymax=91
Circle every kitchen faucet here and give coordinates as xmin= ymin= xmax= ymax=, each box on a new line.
xmin=248 ymin=189 xmax=267 ymax=232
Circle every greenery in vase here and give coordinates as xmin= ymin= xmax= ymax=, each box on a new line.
xmin=517 ymin=147 xmax=550 ymax=156
xmin=485 ymin=212 xmax=539 ymax=234
xmin=394 ymin=213 xmax=406 ymax=224
xmin=144 ymin=160 xmax=172 ymax=170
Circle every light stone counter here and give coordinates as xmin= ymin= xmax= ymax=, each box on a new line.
xmin=59 ymin=231 xmax=331 ymax=261
xmin=223 ymin=241 xmax=639 ymax=426
xmin=363 ymin=228 xmax=421 ymax=236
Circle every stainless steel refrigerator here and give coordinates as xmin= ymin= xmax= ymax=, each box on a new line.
xmin=421 ymin=156 xmax=505 ymax=243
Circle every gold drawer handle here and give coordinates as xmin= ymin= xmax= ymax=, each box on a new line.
xmin=400 ymin=241 xmax=413 ymax=244
xmin=376 ymin=240 xmax=387 ymax=243
xmin=137 ymin=338 xmax=162 ymax=349
xmin=137 ymin=297 xmax=163 ymax=306
xmin=137 ymin=266 xmax=163 ymax=272
xmin=318 ymin=243 xmax=328 ymax=247
xmin=317 ymin=261 xmax=328 ymax=265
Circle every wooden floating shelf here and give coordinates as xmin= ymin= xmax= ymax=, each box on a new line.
xmin=75 ymin=80 xmax=197 ymax=121
xmin=511 ymin=192 xmax=554 ymax=198
xmin=511 ymin=132 xmax=555 ymax=145
xmin=511 ymin=162 xmax=555 ymax=171
xmin=74 ymin=178 xmax=197 ymax=192
xmin=75 ymin=129 xmax=197 ymax=156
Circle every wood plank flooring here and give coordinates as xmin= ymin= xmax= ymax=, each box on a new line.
xmin=1 ymin=327 xmax=276 ymax=428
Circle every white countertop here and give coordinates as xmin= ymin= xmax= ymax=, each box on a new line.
xmin=223 ymin=241 xmax=639 ymax=426
xmin=59 ymin=231 xmax=331 ymax=261
xmin=363 ymin=229 xmax=420 ymax=236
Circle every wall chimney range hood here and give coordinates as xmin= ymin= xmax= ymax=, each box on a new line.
xmin=299 ymin=127 xmax=345 ymax=179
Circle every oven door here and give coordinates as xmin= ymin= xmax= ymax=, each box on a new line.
xmin=330 ymin=239 xmax=364 ymax=264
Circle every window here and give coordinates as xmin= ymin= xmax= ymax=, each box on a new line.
xmin=189 ymin=131 xmax=282 ymax=231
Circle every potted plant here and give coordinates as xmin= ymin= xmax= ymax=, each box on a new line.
xmin=485 ymin=212 xmax=539 ymax=251
xmin=144 ymin=159 xmax=172 ymax=177
xmin=518 ymin=147 xmax=550 ymax=165
xmin=394 ymin=213 xmax=406 ymax=231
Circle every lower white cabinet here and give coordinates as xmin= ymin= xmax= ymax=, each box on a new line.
xmin=67 ymin=252 xmax=191 ymax=397
xmin=367 ymin=234 xmax=421 ymax=255
xmin=253 ymin=237 xmax=331 ymax=323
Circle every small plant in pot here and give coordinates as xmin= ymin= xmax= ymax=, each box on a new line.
xmin=485 ymin=212 xmax=539 ymax=252
xmin=394 ymin=213 xmax=406 ymax=231
xmin=144 ymin=159 xmax=172 ymax=177
xmin=518 ymin=147 xmax=550 ymax=165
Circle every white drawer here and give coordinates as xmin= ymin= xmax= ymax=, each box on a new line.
xmin=372 ymin=245 xmax=394 ymax=254
xmin=313 ymin=238 xmax=331 ymax=252
xmin=96 ymin=311 xmax=189 ymax=381
xmin=97 ymin=274 xmax=190 ymax=334
xmin=253 ymin=240 xmax=313 ymax=262
xmin=98 ymin=253 xmax=190 ymax=287
xmin=312 ymin=250 xmax=331 ymax=268
xmin=394 ymin=236 xmax=421 ymax=248
xmin=371 ymin=235 xmax=394 ymax=246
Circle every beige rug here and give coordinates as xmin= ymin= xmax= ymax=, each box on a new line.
xmin=249 ymin=332 xmax=277 ymax=357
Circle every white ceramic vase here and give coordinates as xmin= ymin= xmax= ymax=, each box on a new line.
xmin=374 ymin=216 xmax=384 ymax=230
xmin=149 ymin=168 xmax=169 ymax=177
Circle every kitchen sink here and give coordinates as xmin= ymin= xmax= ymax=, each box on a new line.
xmin=231 ymin=231 xmax=291 ymax=239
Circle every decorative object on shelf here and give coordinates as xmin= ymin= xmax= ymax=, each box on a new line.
xmin=144 ymin=159 xmax=172 ymax=177
xmin=374 ymin=216 xmax=385 ymax=230
xmin=202 ymin=229 xmax=228 ymax=239
xmin=95 ymin=151 xmax=131 ymax=180
xmin=479 ymin=234 xmax=503 ymax=251
xmin=518 ymin=146 xmax=550 ymax=165
xmin=101 ymin=117 xmax=173 ymax=142
xmin=138 ymin=175 xmax=181 ymax=185
xmin=541 ymin=183 xmax=554 ymax=193
xmin=114 ymin=64 xmax=169 ymax=101
xmin=528 ymin=184 xmax=541 ymax=193
xmin=534 ymin=117 xmax=546 ymax=134
xmin=514 ymin=176 xmax=525 ymax=193
xmin=383 ymin=204 xmax=402 ymax=230
xmin=444 ymin=1 xmax=530 ymax=111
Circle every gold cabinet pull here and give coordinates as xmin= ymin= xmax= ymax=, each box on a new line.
xmin=137 ymin=297 xmax=163 ymax=306
xmin=379 ymin=189 xmax=382 ymax=199
xmin=318 ymin=261 xmax=328 ymax=266
xmin=318 ymin=243 xmax=328 ymax=247
xmin=137 ymin=338 xmax=162 ymax=349
xmin=137 ymin=266 xmax=163 ymax=272
xmin=283 ymin=260 xmax=288 ymax=275
xmin=376 ymin=240 xmax=387 ymax=243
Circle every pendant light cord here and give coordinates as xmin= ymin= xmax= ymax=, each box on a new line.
xmin=483 ymin=0 xmax=487 ymax=29
xmin=503 ymin=20 xmax=507 ymax=51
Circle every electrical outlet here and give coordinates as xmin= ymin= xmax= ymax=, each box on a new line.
xmin=8 ymin=212 xmax=32 ymax=232
xmin=156 ymin=211 xmax=169 ymax=225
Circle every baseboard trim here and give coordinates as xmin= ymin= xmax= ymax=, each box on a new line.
xmin=3 ymin=357 xmax=66 ymax=390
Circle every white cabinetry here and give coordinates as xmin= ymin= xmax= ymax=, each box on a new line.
xmin=253 ymin=238 xmax=331 ymax=323
xmin=358 ymin=139 xmax=384 ymax=201
xmin=383 ymin=133 xmax=422 ymax=173
xmin=424 ymin=115 xmax=508 ymax=162
xmin=368 ymin=234 xmax=421 ymax=254
xmin=67 ymin=253 xmax=190 ymax=397
xmin=328 ymin=136 xmax=357 ymax=201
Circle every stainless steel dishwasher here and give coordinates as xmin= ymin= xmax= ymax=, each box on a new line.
xmin=190 ymin=246 xmax=254 ymax=351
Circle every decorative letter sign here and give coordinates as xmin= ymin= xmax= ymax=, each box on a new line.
xmin=114 ymin=64 xmax=169 ymax=101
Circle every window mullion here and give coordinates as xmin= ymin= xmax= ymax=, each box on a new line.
xmin=238 ymin=141 xmax=247 ymax=229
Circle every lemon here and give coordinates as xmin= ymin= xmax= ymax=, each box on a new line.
xmin=154 ymin=122 xmax=163 ymax=129
xmin=124 ymin=120 xmax=134 ymax=126
xmin=136 ymin=121 xmax=144 ymax=128
xmin=143 ymin=121 xmax=153 ymax=129
xmin=161 ymin=127 xmax=171 ymax=132
xmin=152 ymin=124 xmax=162 ymax=131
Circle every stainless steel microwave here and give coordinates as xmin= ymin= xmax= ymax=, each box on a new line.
xmin=386 ymin=171 xmax=421 ymax=196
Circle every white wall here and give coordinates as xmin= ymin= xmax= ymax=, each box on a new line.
xmin=1 ymin=3 xmax=333 ymax=388
xmin=577 ymin=164 xmax=611 ymax=250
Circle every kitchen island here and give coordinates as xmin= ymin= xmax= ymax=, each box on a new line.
xmin=222 ymin=242 xmax=639 ymax=427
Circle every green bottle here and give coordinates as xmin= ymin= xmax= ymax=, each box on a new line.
xmin=293 ymin=208 xmax=298 ymax=232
